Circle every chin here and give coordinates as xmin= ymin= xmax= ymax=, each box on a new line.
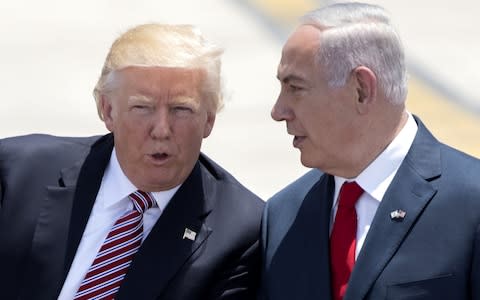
xmin=300 ymin=158 xmax=313 ymax=168
xmin=300 ymin=153 xmax=319 ymax=169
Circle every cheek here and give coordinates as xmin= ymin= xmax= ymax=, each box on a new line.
xmin=304 ymin=111 xmax=339 ymax=148
xmin=116 ymin=115 xmax=150 ymax=142
xmin=300 ymin=106 xmax=326 ymax=131
xmin=175 ymin=119 xmax=207 ymax=147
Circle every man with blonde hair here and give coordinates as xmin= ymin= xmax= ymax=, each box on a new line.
xmin=260 ymin=2 xmax=480 ymax=300
xmin=0 ymin=23 xmax=263 ymax=300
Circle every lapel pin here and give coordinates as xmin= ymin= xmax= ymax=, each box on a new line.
xmin=390 ymin=209 xmax=406 ymax=221
xmin=183 ymin=228 xmax=197 ymax=241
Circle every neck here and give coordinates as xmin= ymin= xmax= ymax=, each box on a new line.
xmin=341 ymin=108 xmax=408 ymax=179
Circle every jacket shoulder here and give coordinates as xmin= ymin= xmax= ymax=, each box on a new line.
xmin=0 ymin=134 xmax=103 ymax=189
xmin=198 ymin=153 xmax=264 ymax=223
xmin=266 ymin=169 xmax=323 ymax=213
xmin=199 ymin=153 xmax=263 ymax=202
xmin=0 ymin=134 xmax=100 ymax=159
xmin=438 ymin=143 xmax=480 ymax=195
xmin=440 ymin=143 xmax=480 ymax=170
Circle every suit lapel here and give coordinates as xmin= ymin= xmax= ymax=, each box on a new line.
xmin=20 ymin=161 xmax=83 ymax=300
xmin=63 ymin=134 xmax=114 ymax=280
xmin=268 ymin=174 xmax=334 ymax=299
xmin=302 ymin=174 xmax=334 ymax=299
xmin=116 ymin=161 xmax=214 ymax=300
xmin=345 ymin=118 xmax=441 ymax=300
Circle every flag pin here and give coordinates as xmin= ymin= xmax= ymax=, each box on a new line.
xmin=390 ymin=209 xmax=406 ymax=221
xmin=183 ymin=228 xmax=197 ymax=241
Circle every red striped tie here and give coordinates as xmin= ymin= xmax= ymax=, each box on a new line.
xmin=74 ymin=190 xmax=156 ymax=300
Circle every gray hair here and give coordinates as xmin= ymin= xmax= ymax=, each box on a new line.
xmin=94 ymin=23 xmax=224 ymax=120
xmin=301 ymin=2 xmax=407 ymax=104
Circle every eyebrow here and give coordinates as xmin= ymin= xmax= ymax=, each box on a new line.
xmin=171 ymin=95 xmax=195 ymax=104
xmin=277 ymin=73 xmax=307 ymax=84
xmin=127 ymin=95 xmax=154 ymax=104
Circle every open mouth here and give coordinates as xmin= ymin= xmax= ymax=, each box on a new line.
xmin=293 ymin=136 xmax=306 ymax=147
xmin=150 ymin=152 xmax=170 ymax=161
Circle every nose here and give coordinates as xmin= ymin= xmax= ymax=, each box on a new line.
xmin=271 ymin=92 xmax=293 ymax=122
xmin=150 ymin=109 xmax=172 ymax=140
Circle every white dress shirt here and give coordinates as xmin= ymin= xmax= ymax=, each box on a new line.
xmin=58 ymin=148 xmax=181 ymax=300
xmin=331 ymin=113 xmax=418 ymax=259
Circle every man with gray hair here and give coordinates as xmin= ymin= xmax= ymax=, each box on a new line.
xmin=0 ymin=24 xmax=263 ymax=300
xmin=260 ymin=2 xmax=480 ymax=300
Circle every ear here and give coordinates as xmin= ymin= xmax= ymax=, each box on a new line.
xmin=353 ymin=66 xmax=377 ymax=114
xmin=203 ymin=111 xmax=216 ymax=138
xmin=100 ymin=95 xmax=115 ymax=132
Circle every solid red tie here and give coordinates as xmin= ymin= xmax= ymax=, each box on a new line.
xmin=74 ymin=190 xmax=156 ymax=300
xmin=330 ymin=181 xmax=364 ymax=300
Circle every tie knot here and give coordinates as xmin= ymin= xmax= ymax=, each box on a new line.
xmin=129 ymin=190 xmax=157 ymax=213
xmin=338 ymin=181 xmax=364 ymax=208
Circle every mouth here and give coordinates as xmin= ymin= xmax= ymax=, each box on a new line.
xmin=293 ymin=136 xmax=306 ymax=148
xmin=148 ymin=152 xmax=171 ymax=164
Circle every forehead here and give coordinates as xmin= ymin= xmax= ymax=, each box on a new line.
xmin=278 ymin=25 xmax=322 ymax=80
xmin=113 ymin=65 xmax=205 ymax=97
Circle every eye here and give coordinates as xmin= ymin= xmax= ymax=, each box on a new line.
xmin=176 ymin=106 xmax=191 ymax=111
xmin=172 ymin=105 xmax=194 ymax=116
xmin=131 ymin=104 xmax=153 ymax=113
xmin=288 ymin=84 xmax=303 ymax=93
xmin=172 ymin=106 xmax=194 ymax=113
xmin=281 ymin=81 xmax=304 ymax=94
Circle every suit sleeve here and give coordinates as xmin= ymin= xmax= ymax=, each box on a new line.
xmin=257 ymin=201 xmax=269 ymax=300
xmin=0 ymin=179 xmax=2 ymax=210
xmin=0 ymin=139 xmax=3 ymax=210
xmin=208 ymin=239 xmax=261 ymax=300
xmin=471 ymin=223 xmax=480 ymax=299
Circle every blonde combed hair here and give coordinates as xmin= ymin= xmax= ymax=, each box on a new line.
xmin=94 ymin=23 xmax=224 ymax=119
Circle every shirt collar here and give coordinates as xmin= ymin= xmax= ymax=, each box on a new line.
xmin=334 ymin=112 xmax=418 ymax=204
xmin=99 ymin=148 xmax=181 ymax=210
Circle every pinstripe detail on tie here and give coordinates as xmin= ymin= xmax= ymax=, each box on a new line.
xmin=74 ymin=190 xmax=156 ymax=300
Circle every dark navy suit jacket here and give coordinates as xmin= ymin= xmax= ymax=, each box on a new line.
xmin=0 ymin=133 xmax=264 ymax=300
xmin=260 ymin=118 xmax=480 ymax=299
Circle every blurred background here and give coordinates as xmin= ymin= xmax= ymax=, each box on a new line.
xmin=1 ymin=0 xmax=479 ymax=199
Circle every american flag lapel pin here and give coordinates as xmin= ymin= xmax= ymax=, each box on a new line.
xmin=183 ymin=228 xmax=197 ymax=241
xmin=390 ymin=209 xmax=406 ymax=221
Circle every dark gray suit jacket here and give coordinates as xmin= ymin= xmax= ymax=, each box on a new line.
xmin=260 ymin=118 xmax=480 ymax=299
xmin=0 ymin=133 xmax=264 ymax=300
